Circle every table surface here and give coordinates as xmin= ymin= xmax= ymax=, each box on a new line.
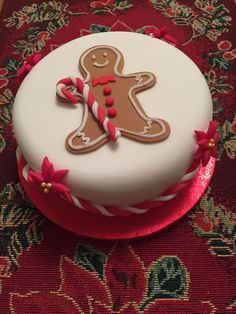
xmin=0 ymin=1 xmax=236 ymax=313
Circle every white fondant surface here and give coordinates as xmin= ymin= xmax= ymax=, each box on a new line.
xmin=13 ymin=32 xmax=212 ymax=206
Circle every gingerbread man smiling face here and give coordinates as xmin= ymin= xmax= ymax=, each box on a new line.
xmin=80 ymin=46 xmax=120 ymax=78
xmin=58 ymin=45 xmax=170 ymax=154
xmin=79 ymin=46 xmax=124 ymax=82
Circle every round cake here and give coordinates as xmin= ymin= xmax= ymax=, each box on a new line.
xmin=13 ymin=32 xmax=214 ymax=216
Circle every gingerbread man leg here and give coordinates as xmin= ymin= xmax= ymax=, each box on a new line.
xmin=66 ymin=104 xmax=109 ymax=153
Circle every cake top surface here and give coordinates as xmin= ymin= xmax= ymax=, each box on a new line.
xmin=13 ymin=32 xmax=212 ymax=206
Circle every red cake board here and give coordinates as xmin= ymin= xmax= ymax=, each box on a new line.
xmin=18 ymin=158 xmax=216 ymax=240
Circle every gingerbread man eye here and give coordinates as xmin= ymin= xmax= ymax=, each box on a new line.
xmin=103 ymin=51 xmax=108 ymax=57
xmin=91 ymin=54 xmax=96 ymax=60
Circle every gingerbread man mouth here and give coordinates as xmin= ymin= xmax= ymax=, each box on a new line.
xmin=93 ymin=60 xmax=109 ymax=68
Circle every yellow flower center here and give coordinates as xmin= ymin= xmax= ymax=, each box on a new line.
xmin=41 ymin=182 xmax=52 ymax=193
xmin=208 ymin=138 xmax=215 ymax=149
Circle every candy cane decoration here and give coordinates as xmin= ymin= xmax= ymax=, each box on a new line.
xmin=56 ymin=77 xmax=120 ymax=141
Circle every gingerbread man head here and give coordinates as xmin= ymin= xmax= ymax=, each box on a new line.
xmin=79 ymin=46 xmax=123 ymax=78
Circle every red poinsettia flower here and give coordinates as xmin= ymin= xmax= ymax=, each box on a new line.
xmin=145 ymin=27 xmax=178 ymax=46
xmin=29 ymin=157 xmax=70 ymax=196
xmin=17 ymin=53 xmax=42 ymax=77
xmin=194 ymin=120 xmax=219 ymax=167
xmin=0 ymin=68 xmax=9 ymax=89
xmin=10 ymin=244 xmax=216 ymax=314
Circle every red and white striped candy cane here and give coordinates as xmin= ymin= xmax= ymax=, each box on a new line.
xmin=56 ymin=77 xmax=120 ymax=141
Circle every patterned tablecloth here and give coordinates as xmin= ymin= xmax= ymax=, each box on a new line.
xmin=0 ymin=1 xmax=236 ymax=313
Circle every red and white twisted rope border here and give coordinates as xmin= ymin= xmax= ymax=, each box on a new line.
xmin=17 ymin=147 xmax=200 ymax=216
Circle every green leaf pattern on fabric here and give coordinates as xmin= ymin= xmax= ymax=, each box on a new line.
xmin=89 ymin=24 xmax=109 ymax=33
xmin=0 ymin=183 xmax=44 ymax=274
xmin=150 ymin=0 xmax=232 ymax=44
xmin=4 ymin=1 xmax=87 ymax=58
xmin=145 ymin=256 xmax=188 ymax=304
xmin=74 ymin=243 xmax=107 ymax=279
xmin=190 ymin=188 xmax=236 ymax=257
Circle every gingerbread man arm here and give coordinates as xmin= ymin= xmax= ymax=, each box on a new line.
xmin=127 ymin=72 xmax=156 ymax=94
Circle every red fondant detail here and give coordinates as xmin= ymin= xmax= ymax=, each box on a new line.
xmin=194 ymin=120 xmax=219 ymax=167
xmin=103 ymin=86 xmax=112 ymax=95
xmin=61 ymin=88 xmax=77 ymax=104
xmin=186 ymin=159 xmax=200 ymax=173
xmin=87 ymin=93 xmax=95 ymax=108
xmin=105 ymin=96 xmax=114 ymax=107
xmin=76 ymin=77 xmax=84 ymax=91
xmin=145 ymin=27 xmax=178 ymax=46
xmin=163 ymin=181 xmax=189 ymax=195
xmin=108 ymin=107 xmax=117 ymax=118
xmin=98 ymin=107 xmax=105 ymax=123
xmin=17 ymin=53 xmax=42 ymax=77
xmin=92 ymin=75 xmax=116 ymax=87
xmin=58 ymin=78 xmax=73 ymax=86
xmin=29 ymin=157 xmax=70 ymax=196
xmin=135 ymin=201 xmax=164 ymax=210
xmin=164 ymin=34 xmax=178 ymax=46
xmin=107 ymin=121 xmax=117 ymax=141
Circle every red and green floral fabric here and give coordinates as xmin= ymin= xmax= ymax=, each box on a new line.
xmin=0 ymin=1 xmax=236 ymax=313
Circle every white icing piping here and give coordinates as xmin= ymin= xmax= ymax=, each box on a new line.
xmin=93 ymin=60 xmax=109 ymax=67
xmin=142 ymin=120 xmax=152 ymax=134
xmin=77 ymin=131 xmax=91 ymax=144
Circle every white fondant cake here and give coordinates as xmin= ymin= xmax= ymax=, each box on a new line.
xmin=13 ymin=32 xmax=212 ymax=216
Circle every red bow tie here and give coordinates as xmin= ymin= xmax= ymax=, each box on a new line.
xmin=92 ymin=75 xmax=116 ymax=87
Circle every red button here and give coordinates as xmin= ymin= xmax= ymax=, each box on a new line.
xmin=103 ymin=86 xmax=112 ymax=96
xmin=105 ymin=96 xmax=114 ymax=107
xmin=108 ymin=107 xmax=117 ymax=118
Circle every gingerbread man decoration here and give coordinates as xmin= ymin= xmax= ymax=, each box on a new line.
xmin=57 ymin=45 xmax=170 ymax=154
